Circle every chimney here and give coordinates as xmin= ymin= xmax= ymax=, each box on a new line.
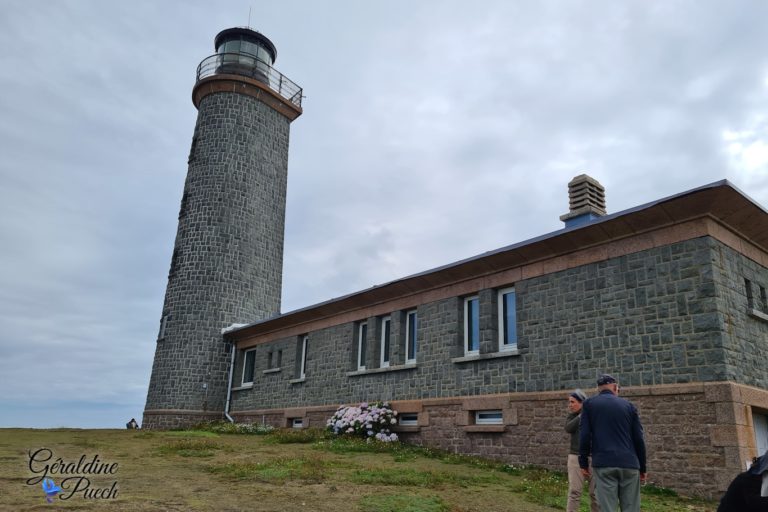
xmin=559 ymin=174 xmax=606 ymax=228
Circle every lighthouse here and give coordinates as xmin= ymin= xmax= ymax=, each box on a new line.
xmin=143 ymin=27 xmax=302 ymax=428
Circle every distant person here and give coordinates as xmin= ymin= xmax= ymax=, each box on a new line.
xmin=717 ymin=449 xmax=768 ymax=511
xmin=565 ymin=389 xmax=599 ymax=512
xmin=579 ymin=374 xmax=646 ymax=512
xmin=126 ymin=418 xmax=139 ymax=429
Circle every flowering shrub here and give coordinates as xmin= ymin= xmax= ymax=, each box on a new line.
xmin=326 ymin=401 xmax=399 ymax=442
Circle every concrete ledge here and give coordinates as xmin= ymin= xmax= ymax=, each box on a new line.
xmin=393 ymin=426 xmax=420 ymax=433
xmin=748 ymin=308 xmax=768 ymax=323
xmin=289 ymin=377 xmax=306 ymax=385
xmin=346 ymin=363 xmax=417 ymax=377
xmin=451 ymin=350 xmax=520 ymax=364
xmin=231 ymin=384 xmax=254 ymax=391
xmin=263 ymin=368 xmax=281 ymax=374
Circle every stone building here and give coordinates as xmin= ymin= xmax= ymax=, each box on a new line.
xmin=144 ymin=27 xmax=768 ymax=498
xmin=224 ymin=177 xmax=768 ymax=497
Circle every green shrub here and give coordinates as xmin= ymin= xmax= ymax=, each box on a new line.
xmin=266 ymin=427 xmax=329 ymax=444
xmin=192 ymin=420 xmax=274 ymax=435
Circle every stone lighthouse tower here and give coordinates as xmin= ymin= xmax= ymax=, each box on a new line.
xmin=143 ymin=27 xmax=302 ymax=428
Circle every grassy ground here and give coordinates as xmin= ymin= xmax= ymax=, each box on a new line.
xmin=0 ymin=428 xmax=717 ymax=511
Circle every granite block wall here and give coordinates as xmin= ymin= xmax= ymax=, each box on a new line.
xmin=231 ymin=236 xmax=732 ymax=412
xmin=144 ymin=90 xmax=291 ymax=427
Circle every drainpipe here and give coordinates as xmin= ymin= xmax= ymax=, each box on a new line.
xmin=224 ymin=342 xmax=236 ymax=423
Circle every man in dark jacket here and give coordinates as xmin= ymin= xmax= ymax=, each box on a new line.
xmin=718 ymin=449 xmax=768 ymax=511
xmin=579 ymin=374 xmax=647 ymax=512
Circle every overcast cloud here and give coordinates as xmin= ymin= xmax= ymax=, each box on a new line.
xmin=1 ymin=0 xmax=767 ymax=428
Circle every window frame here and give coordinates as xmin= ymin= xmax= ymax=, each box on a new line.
xmin=497 ymin=287 xmax=518 ymax=352
xmin=464 ymin=296 xmax=480 ymax=356
xmin=357 ymin=322 xmax=368 ymax=371
xmin=380 ymin=316 xmax=391 ymax=368
xmin=475 ymin=410 xmax=503 ymax=425
xmin=242 ymin=348 xmax=256 ymax=385
xmin=398 ymin=413 xmax=419 ymax=426
xmin=405 ymin=310 xmax=418 ymax=364
xmin=299 ymin=335 xmax=308 ymax=379
xmin=291 ymin=418 xmax=304 ymax=429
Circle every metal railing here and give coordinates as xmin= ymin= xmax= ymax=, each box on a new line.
xmin=196 ymin=53 xmax=303 ymax=108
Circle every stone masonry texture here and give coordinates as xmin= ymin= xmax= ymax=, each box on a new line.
xmin=144 ymin=90 xmax=291 ymax=427
xmin=232 ymin=236 xmax=761 ymax=411
xmin=229 ymin=236 xmax=768 ymax=497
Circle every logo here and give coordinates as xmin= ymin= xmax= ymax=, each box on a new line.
xmin=41 ymin=478 xmax=61 ymax=503
xmin=27 ymin=448 xmax=119 ymax=503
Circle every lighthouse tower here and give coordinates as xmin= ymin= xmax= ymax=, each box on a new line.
xmin=143 ymin=27 xmax=302 ymax=428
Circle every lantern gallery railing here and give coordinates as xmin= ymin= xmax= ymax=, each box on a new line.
xmin=196 ymin=53 xmax=302 ymax=108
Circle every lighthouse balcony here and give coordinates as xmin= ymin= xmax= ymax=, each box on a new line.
xmin=196 ymin=53 xmax=302 ymax=108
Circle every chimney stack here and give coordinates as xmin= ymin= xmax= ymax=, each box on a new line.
xmin=560 ymin=174 xmax=606 ymax=228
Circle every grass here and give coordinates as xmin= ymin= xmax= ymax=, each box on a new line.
xmin=0 ymin=428 xmax=718 ymax=511
xmin=359 ymin=494 xmax=449 ymax=512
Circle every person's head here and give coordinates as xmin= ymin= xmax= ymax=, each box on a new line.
xmin=597 ymin=374 xmax=619 ymax=395
xmin=568 ymin=389 xmax=587 ymax=413
xmin=749 ymin=449 xmax=768 ymax=476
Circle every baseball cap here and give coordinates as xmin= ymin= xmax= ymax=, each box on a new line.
xmin=597 ymin=374 xmax=617 ymax=386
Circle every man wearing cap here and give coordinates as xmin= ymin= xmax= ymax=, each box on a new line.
xmin=579 ymin=374 xmax=647 ymax=512
xmin=565 ymin=389 xmax=599 ymax=512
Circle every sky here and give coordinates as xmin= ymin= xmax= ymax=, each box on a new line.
xmin=1 ymin=1 xmax=768 ymax=429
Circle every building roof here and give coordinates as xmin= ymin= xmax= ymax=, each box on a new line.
xmin=225 ymin=179 xmax=768 ymax=342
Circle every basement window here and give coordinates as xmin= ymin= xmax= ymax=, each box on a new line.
xmin=475 ymin=410 xmax=503 ymax=425
xmin=291 ymin=418 xmax=304 ymax=429
xmin=398 ymin=413 xmax=418 ymax=426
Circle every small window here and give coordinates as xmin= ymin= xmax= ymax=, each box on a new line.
xmin=277 ymin=350 xmax=282 ymax=368
xmin=242 ymin=349 xmax=256 ymax=385
xmin=299 ymin=336 xmax=308 ymax=379
xmin=746 ymin=278 xmax=754 ymax=308
xmin=405 ymin=310 xmax=418 ymax=364
xmin=475 ymin=410 xmax=503 ymax=425
xmin=267 ymin=351 xmax=273 ymax=369
xmin=497 ymin=287 xmax=517 ymax=351
xmin=291 ymin=418 xmax=304 ymax=429
xmin=358 ymin=322 xmax=368 ymax=371
xmin=158 ymin=314 xmax=169 ymax=340
xmin=398 ymin=413 xmax=418 ymax=426
xmin=464 ymin=296 xmax=480 ymax=356
xmin=380 ymin=316 xmax=391 ymax=368
xmin=761 ymin=286 xmax=768 ymax=313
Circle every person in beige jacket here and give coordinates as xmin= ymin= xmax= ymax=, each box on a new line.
xmin=565 ymin=389 xmax=599 ymax=512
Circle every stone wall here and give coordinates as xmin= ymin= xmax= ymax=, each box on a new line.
xmin=232 ymin=382 xmax=768 ymax=499
xmin=711 ymin=241 xmax=768 ymax=388
xmin=231 ymin=237 xmax=729 ymax=411
xmin=144 ymin=89 xmax=291 ymax=427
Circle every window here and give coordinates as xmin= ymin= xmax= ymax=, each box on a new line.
xmin=357 ymin=322 xmax=368 ymax=371
xmin=746 ymin=278 xmax=754 ymax=308
xmin=498 ymin=287 xmax=517 ymax=351
xmin=464 ymin=296 xmax=480 ymax=356
xmin=405 ymin=310 xmax=418 ymax=364
xmin=380 ymin=316 xmax=391 ymax=368
xmin=475 ymin=410 xmax=503 ymax=425
xmin=761 ymin=286 xmax=768 ymax=313
xmin=242 ymin=349 xmax=256 ymax=385
xmin=158 ymin=314 xmax=169 ymax=340
xmin=291 ymin=418 xmax=304 ymax=429
xmin=398 ymin=413 xmax=418 ymax=426
xmin=299 ymin=336 xmax=308 ymax=379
